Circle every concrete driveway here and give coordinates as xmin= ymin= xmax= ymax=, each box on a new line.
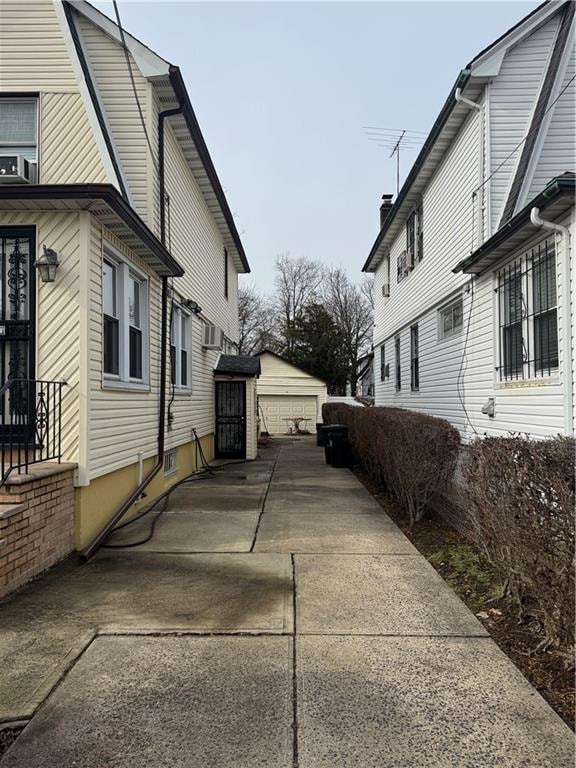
xmin=0 ymin=438 xmax=573 ymax=767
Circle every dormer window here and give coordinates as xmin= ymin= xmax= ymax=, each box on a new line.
xmin=0 ymin=98 xmax=38 ymax=183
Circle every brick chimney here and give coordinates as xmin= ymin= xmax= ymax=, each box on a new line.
xmin=380 ymin=194 xmax=394 ymax=228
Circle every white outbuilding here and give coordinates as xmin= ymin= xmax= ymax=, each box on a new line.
xmin=256 ymin=350 xmax=328 ymax=434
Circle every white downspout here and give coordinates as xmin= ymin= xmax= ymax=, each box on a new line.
xmin=455 ymin=88 xmax=481 ymax=112
xmin=456 ymin=88 xmax=484 ymax=250
xmin=530 ymin=207 xmax=573 ymax=435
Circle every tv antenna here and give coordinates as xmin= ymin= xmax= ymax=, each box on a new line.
xmin=362 ymin=127 xmax=426 ymax=194
xmin=389 ymin=130 xmax=406 ymax=195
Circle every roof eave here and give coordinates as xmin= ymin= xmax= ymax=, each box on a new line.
xmin=0 ymin=183 xmax=184 ymax=277
xmin=452 ymin=174 xmax=575 ymax=275
xmin=362 ymin=68 xmax=472 ymax=273
xmin=168 ymin=67 xmax=250 ymax=274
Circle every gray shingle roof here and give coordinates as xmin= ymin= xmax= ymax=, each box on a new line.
xmin=214 ymin=355 xmax=261 ymax=377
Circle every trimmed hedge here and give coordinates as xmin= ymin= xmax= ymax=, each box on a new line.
xmin=463 ymin=435 xmax=575 ymax=657
xmin=322 ymin=403 xmax=460 ymax=527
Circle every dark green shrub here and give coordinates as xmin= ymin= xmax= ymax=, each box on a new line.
xmin=463 ymin=435 xmax=575 ymax=657
xmin=323 ymin=403 xmax=460 ymax=527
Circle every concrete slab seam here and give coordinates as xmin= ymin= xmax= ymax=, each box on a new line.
xmin=0 ymin=629 xmax=97 ymax=724
xmin=291 ymin=553 xmax=299 ymax=768
xmin=250 ymin=446 xmax=282 ymax=553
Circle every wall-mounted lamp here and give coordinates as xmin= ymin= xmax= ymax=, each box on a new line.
xmin=184 ymin=299 xmax=203 ymax=314
xmin=36 ymin=246 xmax=60 ymax=283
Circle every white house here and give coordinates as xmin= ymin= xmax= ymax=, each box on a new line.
xmin=364 ymin=0 xmax=575 ymax=442
xmin=0 ymin=0 xmax=252 ymax=561
xmin=256 ymin=350 xmax=327 ymax=434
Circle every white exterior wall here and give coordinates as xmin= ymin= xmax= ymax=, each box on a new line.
xmin=373 ymin=105 xmax=481 ymax=422
xmin=0 ymin=210 xmax=82 ymax=463
xmin=257 ymin=353 xmax=327 ymax=425
xmin=0 ymin=1 xmax=78 ymax=92
xmin=87 ymin=219 xmax=162 ymax=479
xmin=488 ymin=13 xmax=560 ymax=233
xmin=0 ymin=2 xmax=109 ymax=186
xmin=74 ymin=13 xmax=241 ymax=474
xmin=527 ymin=34 xmax=576 ymax=201
xmin=465 ymin=221 xmax=572 ymax=439
xmin=372 ymin=6 xmax=574 ymax=442
xmin=40 ymin=92 xmax=108 ymax=184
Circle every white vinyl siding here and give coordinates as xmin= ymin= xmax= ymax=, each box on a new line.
xmin=527 ymin=35 xmax=576 ymax=201
xmin=488 ymin=13 xmax=561 ymax=232
xmin=375 ymin=223 xmax=572 ymax=442
xmin=89 ymin=222 xmax=162 ymax=479
xmin=75 ymin=12 xmax=148 ymax=217
xmin=257 ymin=352 xmax=327 ymax=431
xmin=0 ymin=210 xmax=82 ymax=463
xmin=40 ymin=92 xmax=107 ymax=184
xmin=0 ymin=1 xmax=79 ymax=92
xmin=373 ymin=107 xmax=480 ymax=345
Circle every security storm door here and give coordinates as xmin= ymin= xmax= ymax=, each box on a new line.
xmin=0 ymin=228 xmax=35 ymax=382
xmin=0 ymin=227 xmax=36 ymax=436
xmin=215 ymin=381 xmax=246 ymax=459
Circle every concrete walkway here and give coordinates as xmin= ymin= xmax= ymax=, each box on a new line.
xmin=0 ymin=438 xmax=573 ymax=767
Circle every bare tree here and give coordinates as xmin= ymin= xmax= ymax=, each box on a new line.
xmin=322 ymin=268 xmax=373 ymax=395
xmin=237 ymin=282 xmax=275 ymax=355
xmin=273 ymin=253 xmax=323 ymax=358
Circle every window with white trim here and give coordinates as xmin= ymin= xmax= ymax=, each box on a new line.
xmin=438 ymin=298 xmax=464 ymax=339
xmin=170 ymin=303 xmax=192 ymax=389
xmin=102 ymin=247 xmax=149 ymax=386
xmin=0 ymin=98 xmax=38 ymax=179
xmin=495 ymin=237 xmax=558 ymax=382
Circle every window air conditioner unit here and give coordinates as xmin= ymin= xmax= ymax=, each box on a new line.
xmin=406 ymin=249 xmax=414 ymax=270
xmin=0 ymin=155 xmax=36 ymax=184
xmin=202 ymin=324 xmax=224 ymax=350
xmin=382 ymin=283 xmax=390 ymax=298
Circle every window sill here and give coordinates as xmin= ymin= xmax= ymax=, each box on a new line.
xmin=102 ymin=378 xmax=151 ymax=393
xmin=173 ymin=387 xmax=192 ymax=396
xmin=495 ymin=376 xmax=560 ymax=390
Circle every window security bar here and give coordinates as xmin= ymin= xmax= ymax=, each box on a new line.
xmin=495 ymin=239 xmax=558 ymax=382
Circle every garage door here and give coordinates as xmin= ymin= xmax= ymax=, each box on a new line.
xmin=258 ymin=395 xmax=318 ymax=434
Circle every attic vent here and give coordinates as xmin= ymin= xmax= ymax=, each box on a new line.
xmin=163 ymin=448 xmax=177 ymax=476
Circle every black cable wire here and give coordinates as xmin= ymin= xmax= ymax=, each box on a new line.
xmin=474 ymin=73 xmax=576 ymax=198
xmin=112 ymin=0 xmax=158 ymax=170
xmin=456 ymin=279 xmax=478 ymax=438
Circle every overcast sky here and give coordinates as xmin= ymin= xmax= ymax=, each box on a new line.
xmin=93 ymin=1 xmax=538 ymax=290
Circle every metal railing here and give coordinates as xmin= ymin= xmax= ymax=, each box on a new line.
xmin=0 ymin=379 xmax=66 ymax=487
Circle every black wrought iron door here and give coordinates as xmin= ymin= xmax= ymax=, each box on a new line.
xmin=0 ymin=228 xmax=36 ymax=436
xmin=215 ymin=381 xmax=246 ymax=459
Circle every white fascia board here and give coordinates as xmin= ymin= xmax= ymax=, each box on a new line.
xmin=53 ymin=0 xmax=123 ymax=192
xmin=470 ymin=2 xmax=563 ymax=78
xmin=66 ymin=0 xmax=171 ymax=78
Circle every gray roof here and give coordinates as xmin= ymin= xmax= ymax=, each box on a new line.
xmin=214 ymin=355 xmax=261 ymax=377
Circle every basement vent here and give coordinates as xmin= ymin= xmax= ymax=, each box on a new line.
xmin=163 ymin=448 xmax=177 ymax=477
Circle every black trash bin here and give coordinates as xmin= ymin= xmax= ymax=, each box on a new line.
xmin=316 ymin=423 xmax=327 ymax=447
xmin=328 ymin=425 xmax=349 ymax=468
xmin=322 ymin=425 xmax=348 ymax=466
